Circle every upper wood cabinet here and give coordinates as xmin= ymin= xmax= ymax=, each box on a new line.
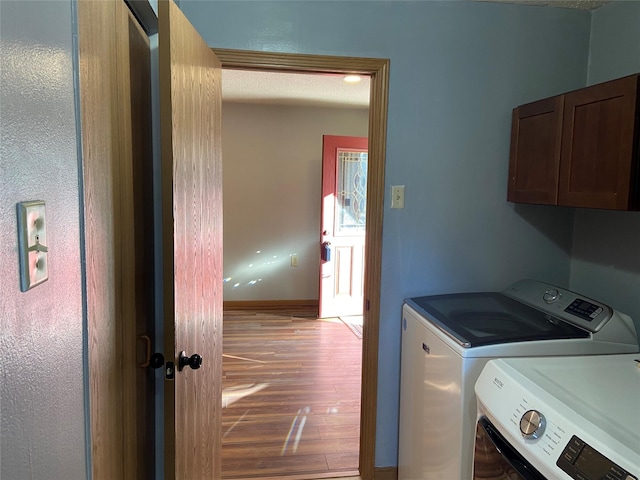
xmin=507 ymin=74 xmax=640 ymax=210
xmin=508 ymin=95 xmax=564 ymax=205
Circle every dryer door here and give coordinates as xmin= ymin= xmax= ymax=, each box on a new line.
xmin=473 ymin=417 xmax=546 ymax=480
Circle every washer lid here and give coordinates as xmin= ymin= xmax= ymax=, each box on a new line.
xmin=406 ymin=292 xmax=590 ymax=348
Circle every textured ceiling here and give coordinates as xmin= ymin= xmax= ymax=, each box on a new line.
xmin=222 ymin=69 xmax=371 ymax=108
xmin=221 ymin=0 xmax=611 ymax=109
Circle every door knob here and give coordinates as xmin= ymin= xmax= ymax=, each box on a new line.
xmin=150 ymin=352 xmax=165 ymax=369
xmin=178 ymin=351 xmax=202 ymax=371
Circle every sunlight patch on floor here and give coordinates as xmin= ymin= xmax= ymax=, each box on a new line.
xmin=222 ymin=383 xmax=269 ymax=408
xmin=282 ymin=406 xmax=311 ymax=455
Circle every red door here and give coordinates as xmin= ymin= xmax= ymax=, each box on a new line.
xmin=319 ymin=135 xmax=368 ymax=319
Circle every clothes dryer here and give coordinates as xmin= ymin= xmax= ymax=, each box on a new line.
xmin=398 ymin=279 xmax=638 ymax=480
xmin=474 ymin=354 xmax=640 ymax=480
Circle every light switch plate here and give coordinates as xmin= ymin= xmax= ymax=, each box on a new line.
xmin=391 ymin=185 xmax=405 ymax=209
xmin=17 ymin=200 xmax=48 ymax=291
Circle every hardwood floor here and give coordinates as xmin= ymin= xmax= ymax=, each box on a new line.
xmin=222 ymin=310 xmax=362 ymax=479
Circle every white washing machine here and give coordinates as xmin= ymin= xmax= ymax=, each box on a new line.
xmin=474 ymin=354 xmax=640 ymax=480
xmin=398 ymin=279 xmax=638 ymax=480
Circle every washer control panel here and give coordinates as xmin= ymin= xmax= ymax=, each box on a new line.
xmin=557 ymin=436 xmax=638 ymax=480
xmin=564 ymin=298 xmax=603 ymax=322
xmin=503 ymin=279 xmax=613 ymax=332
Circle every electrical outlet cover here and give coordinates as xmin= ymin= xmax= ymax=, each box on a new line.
xmin=17 ymin=200 xmax=48 ymax=291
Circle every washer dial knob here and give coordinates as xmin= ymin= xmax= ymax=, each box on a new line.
xmin=543 ymin=289 xmax=561 ymax=304
xmin=520 ymin=410 xmax=546 ymax=439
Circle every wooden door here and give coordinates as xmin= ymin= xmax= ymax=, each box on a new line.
xmin=116 ymin=2 xmax=156 ymax=477
xmin=79 ymin=0 xmax=155 ymax=477
xmin=158 ymin=0 xmax=223 ymax=478
xmin=558 ymin=74 xmax=639 ymax=210
xmin=507 ymin=95 xmax=564 ymax=205
xmin=319 ymin=135 xmax=368 ymax=319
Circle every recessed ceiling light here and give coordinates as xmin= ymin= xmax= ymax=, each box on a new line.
xmin=344 ymin=75 xmax=362 ymax=84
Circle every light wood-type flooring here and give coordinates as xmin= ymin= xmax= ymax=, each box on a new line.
xmin=222 ymin=309 xmax=363 ymax=479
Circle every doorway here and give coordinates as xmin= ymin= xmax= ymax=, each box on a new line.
xmin=220 ymin=73 xmax=368 ymax=478
xmin=215 ymin=48 xmax=389 ymax=480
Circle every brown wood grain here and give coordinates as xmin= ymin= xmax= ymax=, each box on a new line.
xmin=80 ymin=1 xmax=155 ymax=478
xmin=213 ymin=49 xmax=389 ymax=479
xmin=159 ymin=0 xmax=224 ymax=478
xmin=558 ymin=74 xmax=639 ymax=210
xmin=373 ymin=467 xmax=399 ymax=480
xmin=361 ymin=58 xmax=388 ymax=480
xmin=507 ymin=95 xmax=564 ymax=205
xmin=116 ymin=3 xmax=155 ymax=478
xmin=78 ymin=1 xmax=123 ymax=478
xmin=114 ymin=8 xmax=134 ymax=472
xmin=224 ymin=300 xmax=318 ymax=318
xmin=222 ymin=312 xmax=362 ymax=479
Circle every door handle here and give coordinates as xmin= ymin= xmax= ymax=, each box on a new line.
xmin=321 ymin=241 xmax=331 ymax=262
xmin=178 ymin=351 xmax=203 ymax=371
xmin=138 ymin=335 xmax=165 ymax=369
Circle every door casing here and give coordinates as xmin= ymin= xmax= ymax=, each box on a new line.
xmin=213 ymin=48 xmax=389 ymax=479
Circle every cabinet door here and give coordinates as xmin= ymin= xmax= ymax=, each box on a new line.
xmin=507 ymin=96 xmax=564 ymax=205
xmin=558 ymin=75 xmax=639 ymax=210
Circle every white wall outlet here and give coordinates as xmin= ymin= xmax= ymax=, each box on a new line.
xmin=17 ymin=200 xmax=48 ymax=291
xmin=391 ymin=185 xmax=405 ymax=209
xmin=291 ymin=254 xmax=298 ymax=267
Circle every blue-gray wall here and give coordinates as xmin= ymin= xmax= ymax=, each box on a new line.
xmin=570 ymin=1 xmax=640 ymax=343
xmin=0 ymin=1 xmax=87 ymax=478
xmin=181 ymin=0 xmax=592 ymax=466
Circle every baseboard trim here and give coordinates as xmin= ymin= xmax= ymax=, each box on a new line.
xmin=223 ymin=299 xmax=319 ymax=315
xmin=225 ymin=472 xmax=360 ymax=480
xmin=374 ymin=466 xmax=398 ymax=480
xmin=223 ymin=466 xmax=396 ymax=480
